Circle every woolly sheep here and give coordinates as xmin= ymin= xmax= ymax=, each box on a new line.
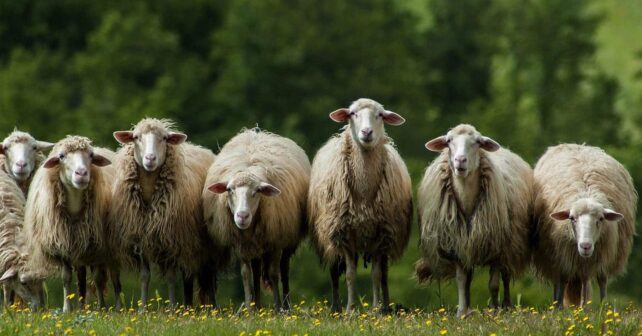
xmin=532 ymin=144 xmax=636 ymax=307
xmin=21 ymin=136 xmax=120 ymax=312
xmin=416 ymin=124 xmax=532 ymax=318
xmin=0 ymin=130 xmax=52 ymax=307
xmin=204 ymin=128 xmax=310 ymax=311
xmin=111 ymin=118 xmax=226 ymax=308
xmin=307 ymin=98 xmax=412 ymax=313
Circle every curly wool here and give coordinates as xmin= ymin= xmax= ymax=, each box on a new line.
xmin=532 ymin=144 xmax=637 ymax=282
xmin=308 ymin=128 xmax=413 ymax=264
xmin=23 ymin=136 xmax=114 ymax=277
xmin=416 ymin=145 xmax=532 ymax=281
xmin=203 ymin=129 xmax=310 ymax=260
xmin=109 ymin=119 xmax=217 ymax=274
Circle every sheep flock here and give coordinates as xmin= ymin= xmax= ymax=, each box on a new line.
xmin=0 ymin=99 xmax=637 ymax=316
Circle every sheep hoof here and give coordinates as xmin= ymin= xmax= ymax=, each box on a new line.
xmin=456 ymin=307 xmax=473 ymax=319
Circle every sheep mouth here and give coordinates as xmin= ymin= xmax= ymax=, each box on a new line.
xmin=359 ymin=136 xmax=374 ymax=144
xmin=11 ymin=170 xmax=30 ymax=179
xmin=454 ymin=167 xmax=467 ymax=176
xmin=578 ymin=250 xmax=593 ymax=258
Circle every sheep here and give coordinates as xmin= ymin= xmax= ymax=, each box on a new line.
xmin=0 ymin=130 xmax=52 ymax=306
xmin=532 ymin=144 xmax=636 ymax=307
xmin=307 ymin=98 xmax=412 ymax=314
xmin=415 ymin=124 xmax=532 ymax=318
xmin=21 ymin=135 xmax=121 ymax=312
xmin=111 ymin=118 xmax=226 ymax=309
xmin=203 ymin=128 xmax=310 ymax=312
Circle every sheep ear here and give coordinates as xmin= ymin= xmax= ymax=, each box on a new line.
xmin=550 ymin=210 xmax=570 ymax=221
xmin=603 ymin=209 xmax=623 ymax=222
xmin=166 ymin=132 xmax=187 ymax=145
xmin=258 ymin=182 xmax=281 ymax=196
xmin=382 ymin=110 xmax=405 ymax=126
xmin=478 ymin=136 xmax=500 ymax=152
xmin=36 ymin=141 xmax=54 ymax=152
xmin=425 ymin=136 xmax=448 ymax=152
xmin=0 ymin=267 xmax=17 ymax=282
xmin=329 ymin=108 xmax=351 ymax=123
xmin=207 ymin=182 xmax=228 ymax=194
xmin=113 ymin=131 xmax=135 ymax=144
xmin=92 ymin=154 xmax=111 ymax=167
xmin=43 ymin=156 xmax=60 ymax=168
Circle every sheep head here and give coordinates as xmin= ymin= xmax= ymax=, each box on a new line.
xmin=425 ymin=124 xmax=500 ymax=178
xmin=0 ymin=130 xmax=53 ymax=182
xmin=113 ymin=118 xmax=187 ymax=172
xmin=207 ymin=172 xmax=280 ymax=230
xmin=43 ymin=136 xmax=111 ymax=190
xmin=550 ymin=198 xmax=623 ymax=258
xmin=329 ymin=98 xmax=405 ymax=150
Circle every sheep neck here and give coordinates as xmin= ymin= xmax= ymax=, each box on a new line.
xmin=345 ymin=131 xmax=386 ymax=200
xmin=62 ymin=182 xmax=85 ymax=218
xmin=452 ymin=169 xmax=481 ymax=218
xmin=138 ymin=166 xmax=160 ymax=204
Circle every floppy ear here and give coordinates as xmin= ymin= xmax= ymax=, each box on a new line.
xmin=478 ymin=136 xmax=500 ymax=152
xmin=113 ymin=131 xmax=135 ymax=144
xmin=382 ymin=110 xmax=405 ymax=126
xmin=329 ymin=108 xmax=351 ymax=123
xmin=36 ymin=141 xmax=54 ymax=152
xmin=0 ymin=267 xmax=17 ymax=282
xmin=603 ymin=209 xmax=624 ymax=222
xmin=91 ymin=154 xmax=111 ymax=167
xmin=207 ymin=182 xmax=229 ymax=194
xmin=550 ymin=210 xmax=570 ymax=221
xmin=166 ymin=132 xmax=187 ymax=145
xmin=425 ymin=136 xmax=448 ymax=152
xmin=43 ymin=156 xmax=60 ymax=168
xmin=258 ymin=182 xmax=281 ymax=196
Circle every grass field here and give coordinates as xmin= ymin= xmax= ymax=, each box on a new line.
xmin=0 ymin=299 xmax=640 ymax=336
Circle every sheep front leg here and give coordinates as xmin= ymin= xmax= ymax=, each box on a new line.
xmin=3 ymin=285 xmax=13 ymax=307
xmin=62 ymin=262 xmax=73 ymax=313
xmin=183 ymin=271 xmax=194 ymax=307
xmin=109 ymin=266 xmax=122 ymax=311
xmin=597 ymin=274 xmax=607 ymax=303
xmin=488 ymin=266 xmax=500 ymax=309
xmin=501 ymin=270 xmax=512 ymax=308
xmin=139 ymin=259 xmax=150 ymax=312
xmin=251 ymin=258 xmax=262 ymax=310
xmin=93 ymin=267 xmax=107 ymax=309
xmin=455 ymin=264 xmax=473 ymax=318
xmin=344 ymin=252 xmax=357 ymax=314
xmin=553 ymin=275 xmax=567 ymax=308
xmin=166 ymin=268 xmax=177 ymax=307
xmin=240 ymin=260 xmax=254 ymax=311
xmin=280 ymin=248 xmax=293 ymax=311
xmin=268 ymin=251 xmax=282 ymax=312
xmin=580 ymin=279 xmax=592 ymax=306
xmin=77 ymin=266 xmax=86 ymax=307
xmin=329 ymin=259 xmax=342 ymax=313
xmin=380 ymin=255 xmax=391 ymax=314
xmin=371 ymin=255 xmax=382 ymax=310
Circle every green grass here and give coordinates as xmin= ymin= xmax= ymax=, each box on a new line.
xmin=0 ymin=300 xmax=640 ymax=335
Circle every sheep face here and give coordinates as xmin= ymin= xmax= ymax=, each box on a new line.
xmin=425 ymin=124 xmax=500 ymax=178
xmin=0 ymin=132 xmax=53 ymax=182
xmin=0 ymin=268 xmax=42 ymax=310
xmin=207 ymin=172 xmax=280 ymax=230
xmin=43 ymin=147 xmax=111 ymax=190
xmin=329 ymin=98 xmax=405 ymax=150
xmin=114 ymin=126 xmax=187 ymax=172
xmin=550 ymin=198 xmax=623 ymax=258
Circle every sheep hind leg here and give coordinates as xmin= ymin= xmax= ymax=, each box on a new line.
xmin=166 ymin=268 xmax=178 ymax=308
xmin=77 ymin=266 xmax=86 ymax=308
xmin=488 ymin=266 xmax=500 ymax=309
xmin=501 ymin=270 xmax=512 ymax=308
xmin=329 ymin=259 xmax=342 ymax=313
xmin=62 ymin=262 xmax=73 ymax=313
xmin=93 ymin=267 xmax=107 ymax=309
xmin=371 ymin=255 xmax=382 ymax=311
xmin=344 ymin=252 xmax=357 ymax=314
xmin=109 ymin=266 xmax=122 ymax=311
xmin=251 ymin=258 xmax=261 ymax=310
xmin=380 ymin=255 xmax=391 ymax=315
xmin=268 ymin=251 xmax=282 ymax=312
xmin=3 ymin=285 xmax=13 ymax=307
xmin=183 ymin=271 xmax=194 ymax=308
xmin=597 ymin=274 xmax=607 ymax=303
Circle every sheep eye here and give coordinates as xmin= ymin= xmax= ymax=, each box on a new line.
xmin=32 ymin=145 xmax=37 ymax=150
xmin=569 ymin=216 xmax=575 ymax=222
xmin=58 ymin=153 xmax=65 ymax=159
xmin=89 ymin=152 xmax=94 ymax=158
xmin=133 ymin=135 xmax=139 ymax=140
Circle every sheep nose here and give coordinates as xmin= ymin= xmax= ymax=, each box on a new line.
xmin=145 ymin=154 xmax=156 ymax=162
xmin=236 ymin=211 xmax=249 ymax=221
xmin=74 ymin=168 xmax=88 ymax=177
xmin=360 ymin=128 xmax=373 ymax=137
xmin=15 ymin=160 xmax=27 ymax=168
xmin=579 ymin=242 xmax=592 ymax=250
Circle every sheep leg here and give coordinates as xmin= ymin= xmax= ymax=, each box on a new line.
xmin=280 ymin=248 xmax=292 ymax=311
xmin=109 ymin=266 xmax=122 ymax=311
xmin=77 ymin=266 xmax=87 ymax=307
xmin=597 ymin=274 xmax=607 ymax=303
xmin=139 ymin=259 xmax=150 ymax=312
xmin=580 ymin=279 xmax=592 ymax=306
xmin=62 ymin=262 xmax=73 ymax=313
xmin=371 ymin=255 xmax=382 ymax=310
xmin=3 ymin=285 xmax=13 ymax=306
xmin=553 ymin=275 xmax=566 ymax=308
xmin=380 ymin=255 xmax=391 ymax=314
xmin=93 ymin=267 xmax=107 ymax=309
xmin=455 ymin=264 xmax=473 ymax=318
xmin=501 ymin=270 xmax=512 ymax=308
xmin=166 ymin=268 xmax=177 ymax=307
xmin=251 ymin=258 xmax=262 ymax=309
xmin=183 ymin=271 xmax=194 ymax=307
xmin=196 ymin=264 xmax=217 ymax=307
xmin=268 ymin=251 xmax=282 ymax=312
xmin=344 ymin=252 xmax=357 ymax=314
xmin=240 ymin=260 xmax=254 ymax=312
xmin=488 ymin=266 xmax=500 ymax=309
xmin=329 ymin=259 xmax=342 ymax=313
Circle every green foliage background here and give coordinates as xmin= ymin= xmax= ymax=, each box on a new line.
xmin=1 ymin=0 xmax=641 ymax=309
